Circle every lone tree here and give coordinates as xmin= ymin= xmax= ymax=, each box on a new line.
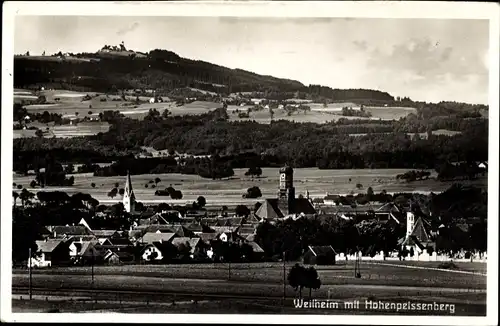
xmin=154 ymin=177 xmax=161 ymax=186
xmin=288 ymin=263 xmax=307 ymax=299
xmin=243 ymin=186 xmax=262 ymax=199
xmin=367 ymin=186 xmax=374 ymax=198
xmin=119 ymin=188 xmax=125 ymax=196
xmin=197 ymin=196 xmax=206 ymax=208
xmin=235 ymin=205 xmax=251 ymax=217
xmin=304 ymin=266 xmax=321 ymax=299
xmin=91 ymin=182 xmax=96 ymax=188
xmin=288 ymin=264 xmax=321 ymax=300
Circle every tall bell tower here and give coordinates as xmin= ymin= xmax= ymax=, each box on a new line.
xmin=123 ymin=171 xmax=136 ymax=214
xmin=278 ymin=165 xmax=295 ymax=215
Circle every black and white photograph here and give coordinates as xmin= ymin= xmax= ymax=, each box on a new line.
xmin=1 ymin=1 xmax=498 ymax=324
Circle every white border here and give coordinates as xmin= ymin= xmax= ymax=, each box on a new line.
xmin=2 ymin=1 xmax=499 ymax=325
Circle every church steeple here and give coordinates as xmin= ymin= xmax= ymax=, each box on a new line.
xmin=123 ymin=170 xmax=136 ymax=213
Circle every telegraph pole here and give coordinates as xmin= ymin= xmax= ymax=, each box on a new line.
xmin=28 ymin=248 xmax=32 ymax=300
xmin=282 ymin=251 xmax=286 ymax=307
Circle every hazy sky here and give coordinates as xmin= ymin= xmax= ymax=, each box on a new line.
xmin=14 ymin=16 xmax=490 ymax=104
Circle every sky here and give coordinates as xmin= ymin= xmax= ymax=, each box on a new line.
xmin=14 ymin=16 xmax=490 ymax=104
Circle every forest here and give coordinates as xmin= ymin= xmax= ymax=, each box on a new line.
xmin=13 ymin=104 xmax=488 ymax=178
xmin=15 ymin=50 xmax=396 ymax=102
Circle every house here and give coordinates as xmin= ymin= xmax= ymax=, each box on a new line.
xmin=312 ymin=198 xmax=324 ymax=206
xmin=171 ymin=237 xmax=205 ymax=258
xmin=303 ymin=245 xmax=337 ymax=265
xmin=374 ymin=202 xmax=402 ymax=224
xmin=140 ymin=242 xmax=177 ymax=262
xmin=323 ymin=194 xmax=340 ymax=206
xmin=210 ymin=226 xmax=240 ymax=235
xmin=197 ymin=232 xmax=219 ymax=245
xmin=141 ymin=232 xmax=176 ymax=244
xmin=185 ymin=223 xmax=204 ymax=234
xmin=237 ymin=224 xmax=257 ymax=238
xmin=254 ymin=198 xmax=316 ymax=222
xmin=103 ymin=249 xmax=135 ymax=265
xmin=400 ymin=212 xmax=436 ymax=254
xmin=91 ymin=229 xmax=120 ymax=240
xmin=218 ymin=231 xmax=244 ymax=243
xmin=68 ymin=240 xmax=100 ymax=263
xmin=32 ymin=239 xmax=71 ymax=267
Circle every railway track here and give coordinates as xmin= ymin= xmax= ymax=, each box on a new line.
xmin=12 ymin=286 xmax=282 ymax=302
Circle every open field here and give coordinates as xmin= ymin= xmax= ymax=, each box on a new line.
xmin=13 ymin=261 xmax=487 ymax=288
xmin=349 ymin=130 xmax=463 ymax=139
xmin=227 ymin=103 xmax=417 ymax=124
xmin=12 ymin=168 xmax=487 ymax=204
xmin=11 ymin=261 xmax=486 ymax=315
xmin=16 ymin=89 xmax=416 ymax=125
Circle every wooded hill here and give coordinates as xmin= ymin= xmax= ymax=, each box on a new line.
xmin=14 ymin=48 xmax=394 ymax=102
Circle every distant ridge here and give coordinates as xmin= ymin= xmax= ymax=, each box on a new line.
xmin=14 ymin=45 xmax=394 ymax=103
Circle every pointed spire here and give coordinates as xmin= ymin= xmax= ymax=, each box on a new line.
xmin=124 ymin=170 xmax=135 ymax=200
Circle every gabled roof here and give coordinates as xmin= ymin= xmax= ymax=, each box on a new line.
xmin=411 ymin=217 xmax=432 ymax=243
xmin=238 ymin=225 xmax=256 ymax=235
xmin=91 ymin=230 xmax=119 ymax=238
xmin=36 ymin=239 xmax=66 ymax=253
xmin=198 ymin=232 xmax=218 ymax=244
xmin=142 ymin=232 xmax=176 ymax=244
xmin=70 ymin=240 xmax=99 ymax=256
xmin=49 ymin=225 xmax=92 ymax=236
xmin=376 ymin=202 xmax=401 ymax=213
xmin=210 ymin=226 xmax=240 ymax=234
xmin=245 ymin=214 xmax=261 ymax=224
xmin=247 ymin=241 xmax=264 ymax=253
xmin=171 ymin=237 xmax=202 ymax=254
xmin=246 ymin=234 xmax=256 ymax=242
xmin=107 ymin=237 xmax=132 ymax=246
xmin=307 ymin=245 xmax=336 ymax=256
xmin=255 ymin=199 xmax=284 ymax=220
xmin=185 ymin=223 xmax=203 ymax=233
xmin=293 ymin=198 xmax=317 ymax=215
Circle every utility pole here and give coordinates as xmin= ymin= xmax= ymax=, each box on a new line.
xmin=91 ymin=251 xmax=95 ymax=302
xmin=282 ymin=251 xmax=286 ymax=307
xmin=28 ymin=248 xmax=33 ymax=300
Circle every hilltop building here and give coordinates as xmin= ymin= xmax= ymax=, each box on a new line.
xmin=255 ymin=166 xmax=316 ymax=222
xmin=123 ymin=171 xmax=136 ymax=214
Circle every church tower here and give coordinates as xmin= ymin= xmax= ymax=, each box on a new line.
xmin=278 ymin=165 xmax=295 ymax=215
xmin=123 ymin=171 xmax=136 ymax=214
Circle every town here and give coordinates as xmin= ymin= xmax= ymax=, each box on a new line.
xmin=8 ymin=11 xmax=491 ymax=317
xmin=15 ymin=165 xmax=487 ymax=268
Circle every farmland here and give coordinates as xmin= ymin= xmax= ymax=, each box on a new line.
xmin=11 ymin=261 xmax=486 ymax=315
xmin=226 ymin=103 xmax=417 ymax=124
xmin=11 ymin=168 xmax=487 ymax=205
xmin=14 ymin=89 xmax=419 ymax=138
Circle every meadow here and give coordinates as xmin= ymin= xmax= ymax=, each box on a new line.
xmin=11 ymin=168 xmax=488 ymax=204
xmin=14 ymin=89 xmax=223 ymax=137
xmin=15 ymin=89 xmax=419 ymax=134
xmin=226 ymin=103 xmax=417 ymax=124
xmin=11 ymin=261 xmax=486 ymax=315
